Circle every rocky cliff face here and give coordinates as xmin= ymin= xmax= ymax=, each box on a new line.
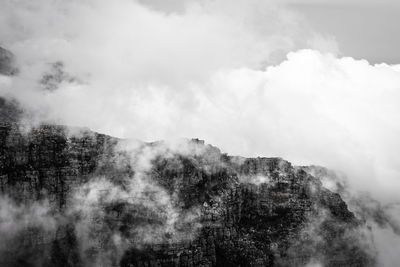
xmin=0 ymin=47 xmax=22 ymax=124
xmin=0 ymin=47 xmax=17 ymax=76
xmin=0 ymin=124 xmax=376 ymax=267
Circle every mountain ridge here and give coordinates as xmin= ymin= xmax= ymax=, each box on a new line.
xmin=0 ymin=123 xmax=376 ymax=267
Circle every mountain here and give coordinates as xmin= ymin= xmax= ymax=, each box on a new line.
xmin=0 ymin=124 xmax=375 ymax=267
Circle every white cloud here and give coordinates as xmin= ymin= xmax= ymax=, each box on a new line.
xmin=10 ymin=49 xmax=400 ymax=203
xmin=1 ymin=0 xmax=400 ymax=204
xmin=0 ymin=0 xmax=315 ymax=83
xmin=0 ymin=197 xmax=57 ymax=252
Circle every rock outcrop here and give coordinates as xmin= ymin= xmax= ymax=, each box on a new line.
xmin=0 ymin=124 xmax=376 ymax=267
xmin=0 ymin=47 xmax=22 ymax=124
xmin=0 ymin=46 xmax=17 ymax=76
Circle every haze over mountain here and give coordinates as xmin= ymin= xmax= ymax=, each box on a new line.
xmin=1 ymin=0 xmax=400 ymax=266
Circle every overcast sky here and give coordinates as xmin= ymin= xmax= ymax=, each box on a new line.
xmin=140 ymin=0 xmax=400 ymax=64
xmin=289 ymin=1 xmax=400 ymax=64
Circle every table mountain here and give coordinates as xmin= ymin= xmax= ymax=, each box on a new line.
xmin=0 ymin=124 xmax=375 ymax=267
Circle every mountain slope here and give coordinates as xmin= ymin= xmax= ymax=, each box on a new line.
xmin=0 ymin=124 xmax=375 ymax=267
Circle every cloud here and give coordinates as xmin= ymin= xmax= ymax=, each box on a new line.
xmin=0 ymin=0 xmax=316 ymax=84
xmin=0 ymin=0 xmax=332 ymax=131
xmin=25 ymin=49 xmax=400 ymax=204
xmin=371 ymin=223 xmax=400 ymax=267
xmin=64 ymin=139 xmax=214 ymax=265
xmin=2 ymin=1 xmax=400 ymax=264
xmin=0 ymin=138 xmax=213 ymax=266
xmin=0 ymin=0 xmax=400 ymax=204
xmin=0 ymin=196 xmax=57 ymax=261
xmin=0 ymin=196 xmax=56 ymax=236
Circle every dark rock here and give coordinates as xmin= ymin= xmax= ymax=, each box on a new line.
xmin=40 ymin=61 xmax=76 ymax=91
xmin=0 ymin=46 xmax=18 ymax=76
xmin=0 ymin=47 xmax=22 ymax=124
xmin=0 ymin=124 xmax=376 ymax=266
xmin=0 ymin=98 xmax=22 ymax=124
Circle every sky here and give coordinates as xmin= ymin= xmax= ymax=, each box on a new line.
xmin=141 ymin=0 xmax=400 ymax=63
xmin=289 ymin=1 xmax=400 ymax=64
xmin=1 ymin=0 xmax=400 ymax=204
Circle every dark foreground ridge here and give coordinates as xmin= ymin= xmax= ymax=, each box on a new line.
xmin=0 ymin=124 xmax=375 ymax=267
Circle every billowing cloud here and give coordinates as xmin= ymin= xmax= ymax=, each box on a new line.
xmin=0 ymin=0 xmax=317 ymax=84
xmin=1 ymin=0 xmax=400 ymax=204
xmin=3 ymin=48 xmax=400 ymax=203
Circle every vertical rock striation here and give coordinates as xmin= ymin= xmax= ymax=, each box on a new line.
xmin=0 ymin=124 xmax=375 ymax=266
